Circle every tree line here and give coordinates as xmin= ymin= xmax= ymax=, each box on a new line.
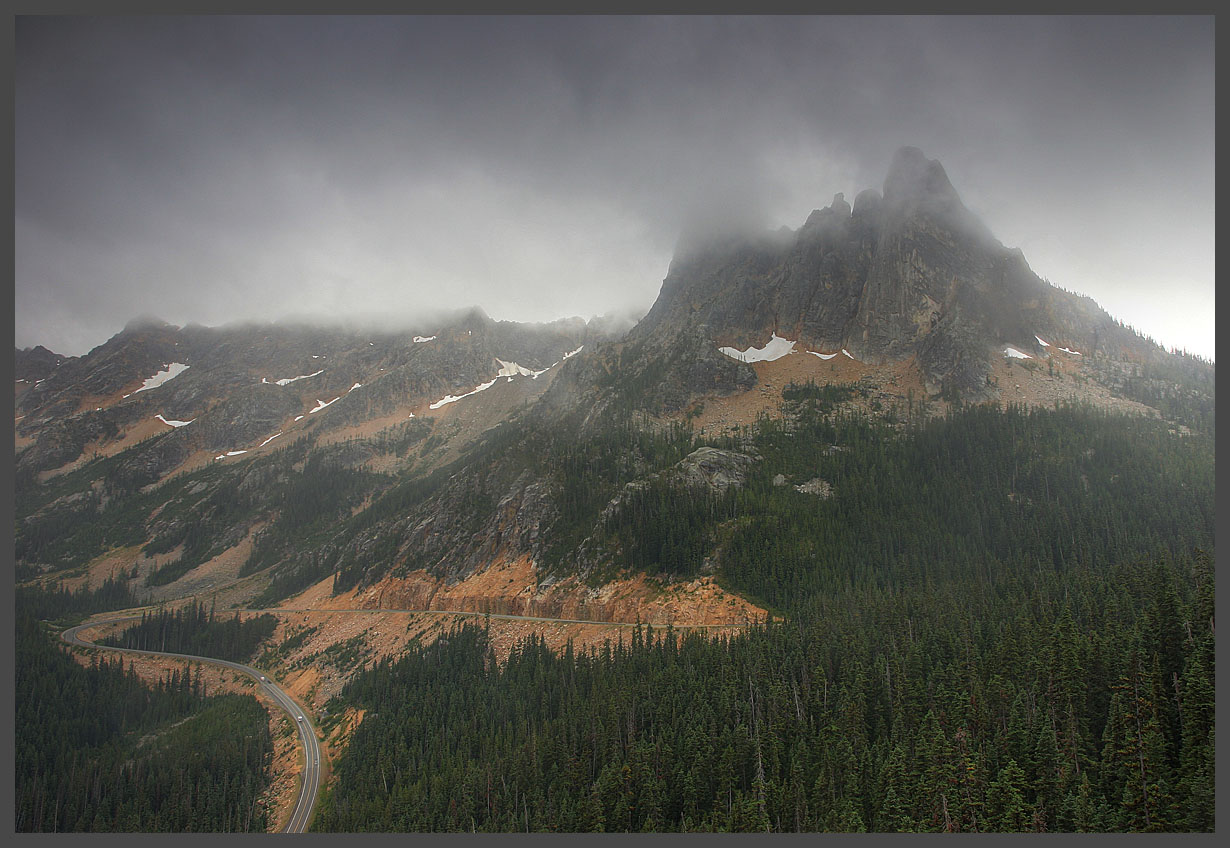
xmin=314 ymin=549 xmax=1213 ymax=832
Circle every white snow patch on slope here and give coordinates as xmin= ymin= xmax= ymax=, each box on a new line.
xmin=124 ymin=362 xmax=189 ymax=397
xmin=496 ymin=358 xmax=547 ymax=379
xmin=294 ymin=415 xmax=305 ymax=421
xmin=842 ymin=349 xmax=856 ymax=360
xmin=274 ymin=369 xmax=324 ymax=386
xmin=413 ymin=335 xmax=436 ymax=343
xmin=309 ymin=397 xmax=340 ymax=413
xmin=719 ymin=334 xmax=796 ymax=363
xmin=1058 ymin=347 xmax=1082 ymax=356
xmin=1004 ymin=346 xmax=1032 ymax=359
xmin=155 ymin=413 xmax=194 ymax=427
xmin=258 ymin=432 xmax=282 ymax=448
xmin=1035 ymin=335 xmax=1051 ymax=347
xmin=348 ymin=382 xmax=362 ymax=392
xmin=215 ymin=450 xmax=248 ymax=459
xmin=562 ymin=345 xmax=584 ymax=360
xmin=810 ymin=351 xmax=839 ymax=360
xmin=429 ymin=378 xmax=498 ymax=409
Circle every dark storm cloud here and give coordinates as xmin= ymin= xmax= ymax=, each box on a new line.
xmin=15 ymin=16 xmax=1215 ymax=359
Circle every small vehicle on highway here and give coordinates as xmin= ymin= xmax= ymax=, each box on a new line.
xmin=298 ymin=715 xmax=304 ymax=721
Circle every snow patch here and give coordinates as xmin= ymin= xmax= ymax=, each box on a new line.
xmin=1035 ymin=335 xmax=1051 ymax=347
xmin=496 ymin=358 xmax=547 ymax=379
xmin=273 ymin=369 xmax=324 ymax=386
xmin=562 ymin=345 xmax=584 ymax=360
xmin=1059 ymin=347 xmax=1083 ymax=356
xmin=429 ymin=378 xmax=498 ymax=409
xmin=1003 ymin=346 xmax=1032 ymax=359
xmin=841 ymin=349 xmax=856 ymax=360
xmin=294 ymin=415 xmax=305 ymax=421
xmin=348 ymin=382 xmax=362 ymax=392
xmin=719 ymin=333 xmax=796 ymax=363
xmin=809 ymin=351 xmax=839 ymax=360
xmin=155 ymin=413 xmax=194 ymax=428
xmin=309 ymin=397 xmax=340 ymax=413
xmin=413 ymin=335 xmax=436 ymax=343
xmin=124 ymin=362 xmax=189 ymax=397
xmin=215 ymin=450 xmax=248 ymax=459
xmin=258 ymin=432 xmax=282 ymax=448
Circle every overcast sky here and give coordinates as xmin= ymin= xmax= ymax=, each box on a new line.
xmin=15 ymin=15 xmax=1215 ymax=360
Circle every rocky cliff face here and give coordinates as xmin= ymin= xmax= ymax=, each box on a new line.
xmin=629 ymin=146 xmax=1170 ymax=401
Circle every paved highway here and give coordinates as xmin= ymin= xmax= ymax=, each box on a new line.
xmin=61 ymin=616 xmax=322 ymax=833
xmin=240 ymin=606 xmax=752 ymax=628
xmin=56 ymin=604 xmax=745 ymax=830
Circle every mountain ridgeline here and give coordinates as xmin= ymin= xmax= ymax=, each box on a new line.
xmin=14 ymin=148 xmax=1213 ymax=611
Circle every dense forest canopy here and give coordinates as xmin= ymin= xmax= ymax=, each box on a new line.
xmin=14 ymin=614 xmax=274 ymax=832
xmin=313 ymin=402 xmax=1214 ymax=833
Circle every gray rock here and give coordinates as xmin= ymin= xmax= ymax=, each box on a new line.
xmin=794 ymin=478 xmax=833 ymax=498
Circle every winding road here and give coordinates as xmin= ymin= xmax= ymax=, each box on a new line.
xmin=61 ymin=616 xmax=322 ymax=833
xmin=58 ymin=605 xmax=748 ymax=832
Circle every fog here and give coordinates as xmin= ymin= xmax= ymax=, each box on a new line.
xmin=15 ymin=16 xmax=1214 ymax=359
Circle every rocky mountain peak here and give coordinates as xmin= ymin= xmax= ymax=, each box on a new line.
xmin=883 ymin=146 xmax=956 ymax=204
xmin=880 ymin=146 xmax=990 ymax=241
xmin=614 ymin=146 xmax=1178 ymax=407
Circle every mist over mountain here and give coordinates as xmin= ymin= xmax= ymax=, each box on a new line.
xmin=14 ymin=146 xmax=1214 ymax=835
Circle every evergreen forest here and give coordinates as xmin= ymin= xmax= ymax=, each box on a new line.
xmin=314 ymin=401 xmax=1215 ymax=833
xmin=14 ymin=614 xmax=274 ymax=832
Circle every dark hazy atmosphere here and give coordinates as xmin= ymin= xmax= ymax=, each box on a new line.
xmin=15 ymin=16 xmax=1215 ymax=360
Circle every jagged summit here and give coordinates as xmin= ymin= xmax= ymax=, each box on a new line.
xmin=624 ymin=146 xmax=1170 ymax=403
xmin=883 ymin=146 xmax=958 ymax=208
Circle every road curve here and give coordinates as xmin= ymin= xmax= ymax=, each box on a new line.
xmin=61 ymin=616 xmax=322 ymax=833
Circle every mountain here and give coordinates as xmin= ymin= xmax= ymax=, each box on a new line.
xmin=15 ymin=147 xmax=1216 ymax=834
xmin=604 ymin=146 xmax=1191 ymax=411
xmin=14 ymin=147 xmax=1213 ymax=616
